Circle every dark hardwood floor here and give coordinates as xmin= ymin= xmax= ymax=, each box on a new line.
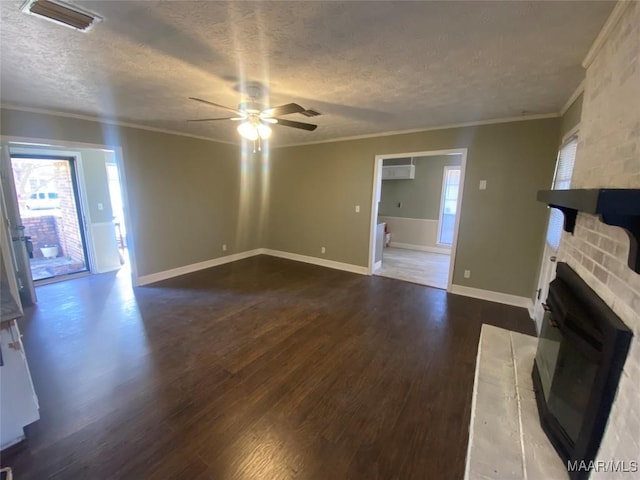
xmin=1 ymin=255 xmax=535 ymax=479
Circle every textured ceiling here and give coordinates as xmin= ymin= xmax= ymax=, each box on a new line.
xmin=0 ymin=1 xmax=613 ymax=146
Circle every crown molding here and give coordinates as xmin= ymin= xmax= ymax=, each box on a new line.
xmin=0 ymin=103 xmax=238 ymax=146
xmin=559 ymin=79 xmax=585 ymax=117
xmin=274 ymin=112 xmax=560 ymax=148
xmin=582 ymin=1 xmax=633 ymax=69
xmin=2 ymin=104 xmax=560 ymax=150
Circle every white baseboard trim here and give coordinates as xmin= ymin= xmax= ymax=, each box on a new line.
xmin=390 ymin=242 xmax=451 ymax=255
xmin=527 ymin=304 xmax=535 ymax=321
xmin=138 ymin=247 xmax=371 ymax=285
xmin=261 ymin=248 xmax=369 ymax=275
xmin=450 ymin=284 xmax=534 ymax=311
xmin=137 ymin=249 xmax=262 ymax=285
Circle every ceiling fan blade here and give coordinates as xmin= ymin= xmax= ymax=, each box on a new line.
xmin=261 ymin=103 xmax=305 ymax=117
xmin=187 ymin=117 xmax=240 ymax=122
xmin=274 ymin=118 xmax=318 ymax=131
xmin=189 ymin=97 xmax=243 ymax=114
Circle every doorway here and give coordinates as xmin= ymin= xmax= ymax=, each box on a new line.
xmin=1 ymin=138 xmax=137 ymax=308
xmin=10 ymin=154 xmax=89 ymax=283
xmin=532 ymin=133 xmax=578 ymax=332
xmin=368 ymin=149 xmax=467 ymax=291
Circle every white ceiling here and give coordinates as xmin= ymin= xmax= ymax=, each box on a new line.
xmin=0 ymin=1 xmax=613 ymax=146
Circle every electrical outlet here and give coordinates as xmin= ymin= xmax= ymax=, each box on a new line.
xmin=321 ymin=247 xmax=326 ymax=254
xmin=355 ymin=205 xmax=360 ymax=213
xmin=464 ymin=270 xmax=471 ymax=279
xmin=97 ymin=203 xmax=103 ymax=210
xmin=222 ymin=244 xmax=227 ymax=252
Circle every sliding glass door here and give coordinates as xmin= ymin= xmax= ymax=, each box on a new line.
xmin=10 ymin=155 xmax=89 ymax=282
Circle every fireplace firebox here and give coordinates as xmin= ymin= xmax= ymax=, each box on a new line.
xmin=532 ymin=262 xmax=632 ymax=480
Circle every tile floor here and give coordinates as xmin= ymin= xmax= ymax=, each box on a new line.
xmin=375 ymin=247 xmax=451 ymax=289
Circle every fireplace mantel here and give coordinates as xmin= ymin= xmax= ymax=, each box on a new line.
xmin=537 ymin=188 xmax=640 ymax=273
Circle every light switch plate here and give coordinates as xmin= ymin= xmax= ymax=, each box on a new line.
xmin=355 ymin=205 xmax=360 ymax=213
xmin=97 ymin=202 xmax=103 ymax=210
xmin=479 ymin=180 xmax=487 ymax=190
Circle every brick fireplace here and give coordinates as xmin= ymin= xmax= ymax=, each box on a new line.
xmin=555 ymin=2 xmax=640 ymax=473
xmin=533 ymin=262 xmax=632 ymax=479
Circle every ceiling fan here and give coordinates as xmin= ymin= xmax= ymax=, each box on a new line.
xmin=187 ymin=96 xmax=318 ymax=144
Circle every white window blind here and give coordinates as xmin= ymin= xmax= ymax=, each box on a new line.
xmin=546 ymin=136 xmax=578 ymax=249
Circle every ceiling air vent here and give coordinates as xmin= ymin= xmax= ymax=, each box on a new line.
xmin=21 ymin=0 xmax=101 ymax=32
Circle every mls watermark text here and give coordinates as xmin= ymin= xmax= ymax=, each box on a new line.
xmin=568 ymin=460 xmax=639 ymax=473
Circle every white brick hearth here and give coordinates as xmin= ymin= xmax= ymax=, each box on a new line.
xmin=465 ymin=324 xmax=567 ymax=480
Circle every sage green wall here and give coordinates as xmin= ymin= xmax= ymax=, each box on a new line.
xmin=1 ymin=108 xmax=260 ymax=278
xmin=560 ymin=92 xmax=583 ymax=139
xmin=1 ymin=107 xmax=561 ymax=297
xmin=379 ymin=155 xmax=462 ymax=220
xmin=267 ymin=118 xmax=560 ymax=297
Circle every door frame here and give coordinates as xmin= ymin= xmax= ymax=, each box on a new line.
xmin=1 ymin=135 xmax=139 ymax=286
xmin=10 ymin=152 xmax=92 ymax=281
xmin=532 ymin=124 xmax=580 ymax=332
xmin=0 ymin=183 xmax=24 ymax=317
xmin=367 ymin=148 xmax=468 ymax=292
xmin=11 ymin=147 xmax=97 ymax=278
xmin=1 ymin=145 xmax=37 ymax=305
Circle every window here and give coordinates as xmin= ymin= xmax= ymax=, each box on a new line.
xmin=438 ymin=166 xmax=461 ymax=246
xmin=29 ymin=178 xmax=47 ymax=191
xmin=546 ymin=136 xmax=578 ymax=250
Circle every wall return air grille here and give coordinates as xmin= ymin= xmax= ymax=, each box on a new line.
xmin=21 ymin=0 xmax=101 ymax=32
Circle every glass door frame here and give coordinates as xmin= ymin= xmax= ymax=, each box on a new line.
xmin=10 ymin=153 xmax=91 ymax=283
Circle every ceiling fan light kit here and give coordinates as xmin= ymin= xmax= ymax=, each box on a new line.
xmin=256 ymin=123 xmax=272 ymax=139
xmin=237 ymin=120 xmax=272 ymax=141
xmin=236 ymin=121 xmax=258 ymax=141
xmin=188 ymin=95 xmax=318 ymax=147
